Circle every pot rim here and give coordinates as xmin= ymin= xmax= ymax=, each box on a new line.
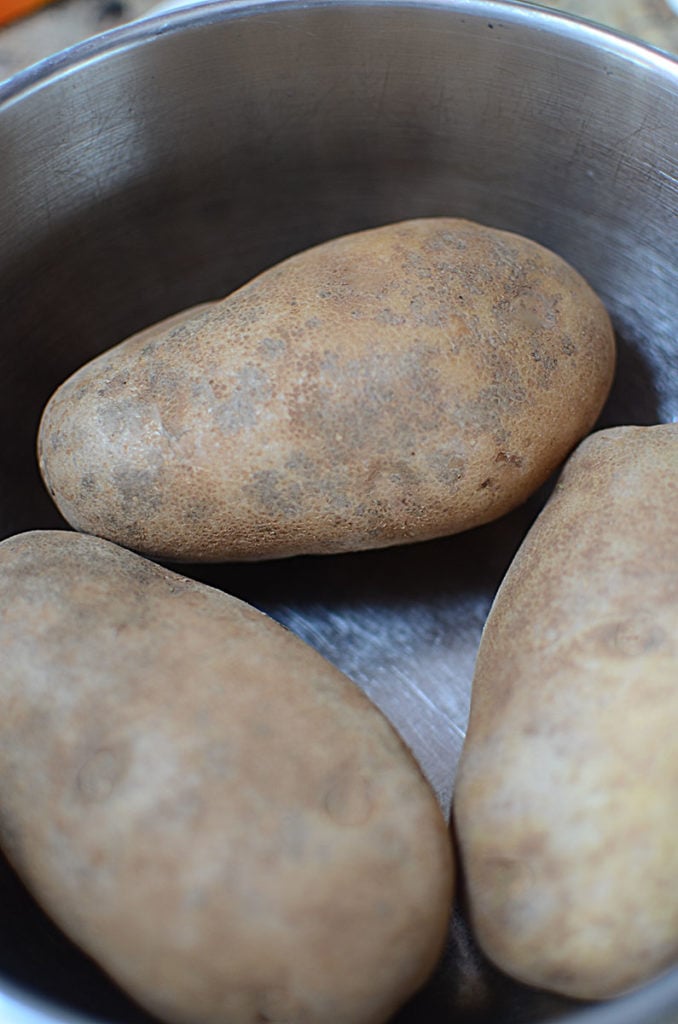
xmin=1 ymin=0 xmax=677 ymax=111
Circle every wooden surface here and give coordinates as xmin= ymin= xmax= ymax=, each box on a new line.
xmin=1 ymin=0 xmax=677 ymax=82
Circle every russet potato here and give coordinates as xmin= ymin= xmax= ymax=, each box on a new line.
xmin=0 ymin=530 xmax=453 ymax=1024
xmin=453 ymin=424 xmax=678 ymax=1000
xmin=38 ymin=218 xmax=615 ymax=561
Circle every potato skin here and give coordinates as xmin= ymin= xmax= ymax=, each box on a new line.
xmin=0 ymin=531 xmax=453 ymax=1024
xmin=453 ymin=424 xmax=678 ymax=999
xmin=38 ymin=218 xmax=614 ymax=561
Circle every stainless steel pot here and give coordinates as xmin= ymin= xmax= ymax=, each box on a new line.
xmin=0 ymin=2 xmax=676 ymax=1022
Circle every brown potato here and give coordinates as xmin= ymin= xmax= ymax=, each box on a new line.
xmin=37 ymin=218 xmax=615 ymax=562
xmin=453 ymin=424 xmax=678 ymax=999
xmin=0 ymin=530 xmax=453 ymax=1024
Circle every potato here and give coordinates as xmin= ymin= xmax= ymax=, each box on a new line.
xmin=37 ymin=218 xmax=615 ymax=562
xmin=0 ymin=530 xmax=453 ymax=1024
xmin=453 ymin=424 xmax=678 ymax=999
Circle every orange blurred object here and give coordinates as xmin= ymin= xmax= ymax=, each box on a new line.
xmin=0 ymin=0 xmax=57 ymax=28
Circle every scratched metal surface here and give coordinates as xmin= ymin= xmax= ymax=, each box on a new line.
xmin=1 ymin=0 xmax=678 ymax=82
xmin=0 ymin=3 xmax=677 ymax=1023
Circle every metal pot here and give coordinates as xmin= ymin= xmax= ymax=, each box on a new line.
xmin=0 ymin=1 xmax=676 ymax=1022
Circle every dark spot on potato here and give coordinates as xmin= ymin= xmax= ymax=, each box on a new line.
xmin=112 ymin=464 xmax=164 ymax=512
xmin=468 ymin=383 xmax=523 ymax=443
xmin=224 ymin=292 xmax=267 ymax=327
xmin=324 ymin=772 xmax=373 ymax=826
xmin=96 ymin=399 xmax=144 ymax=438
xmin=544 ymin=967 xmax=579 ymax=989
xmin=95 ymin=373 xmax=129 ymax=398
xmin=495 ymin=451 xmax=523 ymax=468
xmin=243 ymin=469 xmax=304 ymax=519
xmin=376 ymin=308 xmax=406 ymax=326
xmin=256 ymin=988 xmax=299 ymax=1023
xmin=46 ymin=429 xmax=65 ymax=453
xmin=592 ymin=618 xmax=667 ymax=657
xmin=428 ymin=451 xmax=466 ymax=488
xmin=77 ymin=747 xmax=127 ymax=803
xmin=531 ymin=347 xmax=558 ymax=373
xmin=409 ymin=294 xmax=447 ymax=327
xmin=483 ymin=854 xmax=536 ymax=906
xmin=79 ymin=473 xmax=98 ymax=494
xmin=202 ymin=740 xmax=234 ymax=780
xmin=519 ymin=831 xmax=548 ymax=858
xmin=278 ymin=811 xmax=307 ymax=861
xmin=215 ymin=364 xmax=272 ymax=435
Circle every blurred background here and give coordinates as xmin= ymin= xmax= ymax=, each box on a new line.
xmin=0 ymin=0 xmax=677 ymax=83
